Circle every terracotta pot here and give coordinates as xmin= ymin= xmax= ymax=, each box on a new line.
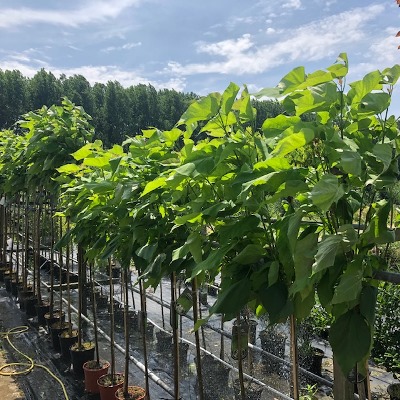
xmin=70 ymin=342 xmax=96 ymax=377
xmin=98 ymin=373 xmax=124 ymax=400
xmin=59 ymin=329 xmax=78 ymax=362
xmin=83 ymin=360 xmax=110 ymax=394
xmin=50 ymin=321 xmax=72 ymax=351
xmin=115 ymin=386 xmax=146 ymax=399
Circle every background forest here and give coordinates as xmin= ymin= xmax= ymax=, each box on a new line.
xmin=0 ymin=68 xmax=284 ymax=147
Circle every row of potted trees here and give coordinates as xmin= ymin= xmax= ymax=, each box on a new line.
xmin=1 ymin=54 xmax=400 ymax=399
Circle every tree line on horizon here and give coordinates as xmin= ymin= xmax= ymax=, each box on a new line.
xmin=0 ymin=68 xmax=285 ymax=146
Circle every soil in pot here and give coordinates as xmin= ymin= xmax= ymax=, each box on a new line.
xmin=50 ymin=321 xmax=72 ymax=351
xmin=59 ymin=329 xmax=78 ymax=362
xmin=44 ymin=310 xmax=65 ymax=331
xmin=388 ymin=383 xmax=400 ymax=400
xmin=83 ymin=360 xmax=110 ymax=394
xmin=98 ymin=373 xmax=124 ymax=400
xmin=115 ymin=386 xmax=146 ymax=400
xmin=35 ymin=301 xmax=50 ymax=326
xmin=70 ymin=342 xmax=96 ymax=378
xmin=233 ymin=378 xmax=263 ymax=400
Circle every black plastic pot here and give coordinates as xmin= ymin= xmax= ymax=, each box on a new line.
xmin=233 ymin=378 xmax=263 ymax=400
xmin=199 ymin=354 xmax=230 ymax=399
xmin=50 ymin=321 xmax=72 ymax=351
xmin=18 ymin=289 xmax=34 ymax=310
xmin=179 ymin=342 xmax=189 ymax=366
xmin=259 ymin=329 xmax=286 ymax=374
xmin=59 ymin=330 xmax=78 ymax=362
xmin=4 ymin=273 xmax=16 ymax=292
xmin=70 ymin=342 xmax=96 ymax=378
xmin=112 ymin=266 xmax=121 ymax=279
xmin=0 ymin=267 xmax=7 ymax=282
xmin=44 ymin=310 xmax=65 ymax=331
xmin=11 ymin=280 xmax=19 ymax=296
xmin=388 ymin=383 xmax=400 ymax=400
xmin=309 ymin=348 xmax=324 ymax=377
xmin=96 ymin=294 xmax=108 ymax=309
xmin=156 ymin=330 xmax=173 ymax=352
xmin=35 ymin=301 xmax=50 ymax=326
xmin=24 ymin=296 xmax=38 ymax=317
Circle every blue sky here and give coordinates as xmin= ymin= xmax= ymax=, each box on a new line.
xmin=1 ymin=1 xmax=400 ymax=112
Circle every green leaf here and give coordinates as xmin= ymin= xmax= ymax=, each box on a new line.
xmin=310 ymin=174 xmax=345 ymax=212
xmin=232 ymin=244 xmax=264 ymax=265
xmin=83 ymin=156 xmax=110 ymax=168
xmin=262 ymin=115 xmax=301 ymax=139
xmin=348 ymin=70 xmax=382 ymax=105
xmin=268 ymin=260 xmax=280 ymax=286
xmin=220 ymin=82 xmax=240 ymax=115
xmin=360 ymin=285 xmax=377 ymax=326
xmin=331 ymin=259 xmax=364 ymax=304
xmin=277 ymin=66 xmax=306 ymax=95
xmin=372 ymin=143 xmax=392 ymax=173
xmin=259 ymin=281 xmax=292 ymax=323
xmin=141 ymin=177 xmax=167 ymax=197
xmin=57 ymin=163 xmax=81 ymax=174
xmin=327 ymin=53 xmax=348 ymax=78
xmin=360 ymin=200 xmax=395 ymax=246
xmin=179 ymin=93 xmax=220 ymax=125
xmin=211 ymin=278 xmax=251 ymax=315
xmin=186 ymin=232 xmax=203 ymax=264
xmin=329 ymin=310 xmax=372 ymax=376
xmin=271 ymin=128 xmax=314 ymax=157
xmin=340 ymin=151 xmax=362 ymax=176
xmin=72 ymin=143 xmax=94 ymax=160
xmin=191 ymin=244 xmax=234 ymax=277
xmin=252 ymin=87 xmax=282 ymax=98
xmin=219 ymin=215 xmax=260 ymax=241
xmin=312 ymin=234 xmax=342 ymax=275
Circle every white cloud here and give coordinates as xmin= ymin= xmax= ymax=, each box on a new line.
xmin=266 ymin=27 xmax=276 ymax=35
xmin=101 ymin=42 xmax=142 ymax=52
xmin=164 ymin=4 xmax=385 ymax=77
xmin=0 ymin=0 xmax=142 ymax=29
xmin=0 ymin=57 xmax=186 ymax=92
xmin=282 ymin=0 xmax=302 ymax=9
xmin=196 ymin=34 xmax=254 ymax=57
